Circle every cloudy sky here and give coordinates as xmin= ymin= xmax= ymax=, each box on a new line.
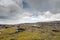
xmin=0 ymin=0 xmax=60 ymax=24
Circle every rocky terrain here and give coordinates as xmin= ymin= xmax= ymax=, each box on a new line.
xmin=0 ymin=21 xmax=60 ymax=40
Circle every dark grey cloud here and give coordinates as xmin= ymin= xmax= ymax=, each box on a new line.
xmin=24 ymin=0 xmax=60 ymax=13
xmin=0 ymin=0 xmax=23 ymax=24
xmin=0 ymin=0 xmax=22 ymax=19
xmin=49 ymin=0 xmax=60 ymax=13
xmin=24 ymin=0 xmax=50 ymax=11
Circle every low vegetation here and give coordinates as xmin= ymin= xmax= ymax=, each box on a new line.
xmin=0 ymin=21 xmax=60 ymax=40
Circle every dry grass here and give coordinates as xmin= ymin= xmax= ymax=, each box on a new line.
xmin=0 ymin=21 xmax=60 ymax=40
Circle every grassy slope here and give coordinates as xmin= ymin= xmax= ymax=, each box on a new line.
xmin=0 ymin=21 xmax=60 ymax=40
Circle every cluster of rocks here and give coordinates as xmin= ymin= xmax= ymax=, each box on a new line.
xmin=0 ymin=21 xmax=60 ymax=33
xmin=0 ymin=24 xmax=15 ymax=29
xmin=0 ymin=24 xmax=26 ymax=33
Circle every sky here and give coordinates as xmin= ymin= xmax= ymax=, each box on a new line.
xmin=0 ymin=0 xmax=60 ymax=24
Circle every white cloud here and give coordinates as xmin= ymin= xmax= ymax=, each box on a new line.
xmin=0 ymin=11 xmax=60 ymax=24
xmin=16 ymin=11 xmax=60 ymax=24
xmin=0 ymin=0 xmax=60 ymax=24
xmin=38 ymin=11 xmax=60 ymax=21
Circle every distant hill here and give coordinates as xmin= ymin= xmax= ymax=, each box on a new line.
xmin=0 ymin=21 xmax=60 ymax=29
